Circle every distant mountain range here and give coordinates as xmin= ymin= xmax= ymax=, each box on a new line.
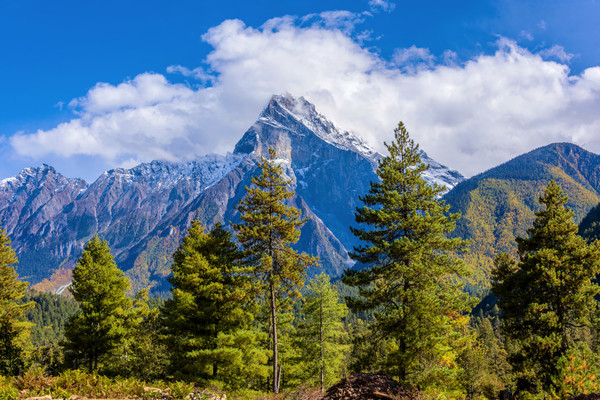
xmin=443 ymin=142 xmax=600 ymax=288
xmin=1 ymin=94 xmax=464 ymax=293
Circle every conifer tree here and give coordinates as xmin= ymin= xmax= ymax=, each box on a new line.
xmin=62 ymin=234 xmax=132 ymax=373
xmin=342 ymin=122 xmax=471 ymax=387
xmin=492 ymin=180 xmax=600 ymax=393
xmin=0 ymin=226 xmax=33 ymax=375
xmin=235 ymin=149 xmax=317 ymax=394
xmin=160 ymin=220 xmax=267 ymax=385
xmin=296 ymin=273 xmax=349 ymax=392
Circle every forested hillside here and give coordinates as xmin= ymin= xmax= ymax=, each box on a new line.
xmin=444 ymin=142 xmax=600 ymax=287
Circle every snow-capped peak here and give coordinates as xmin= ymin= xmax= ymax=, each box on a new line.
xmin=266 ymin=94 xmax=378 ymax=159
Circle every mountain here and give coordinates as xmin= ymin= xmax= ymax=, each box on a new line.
xmin=443 ymin=142 xmax=600 ymax=287
xmin=579 ymin=202 xmax=600 ymax=242
xmin=1 ymin=94 xmax=464 ymax=293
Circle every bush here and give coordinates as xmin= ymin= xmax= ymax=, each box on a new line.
xmin=169 ymin=381 xmax=195 ymax=399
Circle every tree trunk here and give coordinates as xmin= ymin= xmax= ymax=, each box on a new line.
xmin=270 ymin=280 xmax=279 ymax=394
xmin=398 ymin=336 xmax=406 ymax=382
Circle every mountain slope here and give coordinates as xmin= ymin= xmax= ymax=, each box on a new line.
xmin=1 ymin=94 xmax=465 ymax=292
xmin=444 ymin=142 xmax=600 ymax=286
xmin=579 ymin=201 xmax=600 ymax=242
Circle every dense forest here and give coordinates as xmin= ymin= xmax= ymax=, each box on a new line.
xmin=2 ymin=124 xmax=600 ymax=399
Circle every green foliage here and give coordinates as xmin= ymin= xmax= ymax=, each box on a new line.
xmin=457 ymin=314 xmax=511 ymax=399
xmin=492 ymin=180 xmax=600 ymax=393
xmin=342 ymin=122 xmax=472 ymax=389
xmin=161 ymin=220 xmax=266 ymax=386
xmin=168 ymin=380 xmax=195 ymax=399
xmin=23 ymin=291 xmax=78 ymax=346
xmin=62 ymin=234 xmax=133 ymax=373
xmin=550 ymin=344 xmax=600 ymax=398
xmin=235 ymin=148 xmax=317 ymax=393
xmin=0 ymin=375 xmax=18 ymax=400
xmin=0 ymin=225 xmax=34 ymax=376
xmin=294 ymin=273 xmax=349 ymax=392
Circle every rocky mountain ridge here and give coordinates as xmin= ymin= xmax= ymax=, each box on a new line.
xmin=1 ymin=94 xmax=465 ymax=292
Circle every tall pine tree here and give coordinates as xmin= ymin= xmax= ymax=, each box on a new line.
xmin=235 ymin=148 xmax=317 ymax=394
xmin=342 ymin=122 xmax=471 ymax=388
xmin=160 ymin=220 xmax=267 ymax=385
xmin=0 ymin=226 xmax=33 ymax=375
xmin=492 ymin=180 xmax=600 ymax=393
xmin=62 ymin=234 xmax=132 ymax=373
xmin=295 ymin=273 xmax=349 ymax=392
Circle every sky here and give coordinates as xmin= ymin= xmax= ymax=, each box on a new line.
xmin=2 ymin=0 xmax=600 ymax=181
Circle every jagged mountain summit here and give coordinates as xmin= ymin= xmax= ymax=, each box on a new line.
xmin=1 ymin=94 xmax=464 ymax=292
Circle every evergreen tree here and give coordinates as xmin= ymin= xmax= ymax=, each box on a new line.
xmin=160 ymin=220 xmax=266 ymax=386
xmin=295 ymin=273 xmax=349 ymax=392
xmin=0 ymin=226 xmax=33 ymax=375
xmin=235 ymin=148 xmax=317 ymax=393
xmin=342 ymin=122 xmax=471 ymax=388
xmin=492 ymin=180 xmax=600 ymax=393
xmin=62 ymin=234 xmax=132 ymax=373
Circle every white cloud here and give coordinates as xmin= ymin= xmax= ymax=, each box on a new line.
xmin=520 ymin=30 xmax=533 ymax=41
xmin=301 ymin=11 xmax=365 ymax=34
xmin=10 ymin=16 xmax=600 ymax=179
xmin=166 ymin=65 xmax=215 ymax=84
xmin=538 ymin=20 xmax=547 ymax=30
xmin=368 ymin=0 xmax=396 ymax=13
xmin=539 ymin=45 xmax=574 ymax=63
xmin=442 ymin=50 xmax=458 ymax=65
xmin=392 ymin=45 xmax=436 ymax=72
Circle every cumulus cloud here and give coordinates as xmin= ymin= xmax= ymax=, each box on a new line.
xmin=10 ymin=15 xmax=600 ymax=179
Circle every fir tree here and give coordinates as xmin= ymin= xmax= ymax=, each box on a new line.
xmin=295 ymin=273 xmax=349 ymax=392
xmin=342 ymin=122 xmax=471 ymax=387
xmin=0 ymin=226 xmax=33 ymax=375
xmin=492 ymin=180 xmax=600 ymax=393
xmin=160 ymin=220 xmax=266 ymax=385
xmin=62 ymin=234 xmax=132 ymax=373
xmin=235 ymin=148 xmax=317 ymax=393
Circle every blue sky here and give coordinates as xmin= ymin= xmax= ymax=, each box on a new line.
xmin=2 ymin=0 xmax=600 ymax=181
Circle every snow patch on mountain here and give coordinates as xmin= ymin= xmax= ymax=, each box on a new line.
xmin=104 ymin=153 xmax=247 ymax=194
xmin=0 ymin=164 xmax=88 ymax=192
xmin=419 ymin=150 xmax=465 ymax=192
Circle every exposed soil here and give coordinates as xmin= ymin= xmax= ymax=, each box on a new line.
xmin=323 ymin=373 xmax=420 ymax=400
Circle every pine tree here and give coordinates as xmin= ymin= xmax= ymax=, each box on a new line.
xmin=492 ymin=180 xmax=600 ymax=393
xmin=342 ymin=122 xmax=471 ymax=387
xmin=62 ymin=234 xmax=132 ymax=373
xmin=0 ymin=226 xmax=33 ymax=375
xmin=234 ymin=148 xmax=317 ymax=393
xmin=160 ymin=220 xmax=266 ymax=385
xmin=296 ymin=273 xmax=349 ymax=392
